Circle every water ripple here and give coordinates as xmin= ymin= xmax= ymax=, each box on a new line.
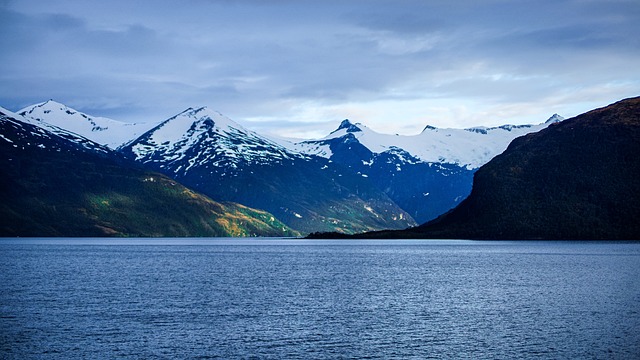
xmin=1 ymin=240 xmax=639 ymax=359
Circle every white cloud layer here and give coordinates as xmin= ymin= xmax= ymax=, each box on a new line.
xmin=1 ymin=0 xmax=638 ymax=137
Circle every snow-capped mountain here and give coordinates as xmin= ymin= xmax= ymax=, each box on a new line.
xmin=120 ymin=107 xmax=416 ymax=234
xmin=281 ymin=115 xmax=564 ymax=223
xmin=19 ymin=100 xmax=158 ymax=149
xmin=127 ymin=106 xmax=305 ymax=176
xmin=0 ymin=107 xmax=298 ymax=237
xmin=6 ymin=99 xmax=564 ymax=231
xmin=1 ymin=106 xmax=111 ymax=155
xmin=291 ymin=115 xmax=564 ymax=170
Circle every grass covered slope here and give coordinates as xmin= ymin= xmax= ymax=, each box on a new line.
xmin=410 ymin=97 xmax=640 ymax=239
xmin=0 ymin=112 xmax=298 ymax=237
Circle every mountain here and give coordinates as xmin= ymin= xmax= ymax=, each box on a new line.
xmin=295 ymin=117 xmax=562 ymax=169
xmin=19 ymin=100 xmax=158 ymax=149
xmin=13 ymin=99 xmax=565 ymax=234
xmin=351 ymin=97 xmax=640 ymax=240
xmin=120 ymin=107 xmax=415 ymax=234
xmin=0 ymin=107 xmax=299 ymax=237
xmin=289 ymin=116 xmax=562 ymax=223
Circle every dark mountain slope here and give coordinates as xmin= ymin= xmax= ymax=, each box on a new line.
xmin=316 ymin=97 xmax=640 ymax=240
xmin=0 ymin=109 xmax=298 ymax=237
xmin=300 ymin=127 xmax=474 ymax=224
xmin=404 ymin=96 xmax=640 ymax=239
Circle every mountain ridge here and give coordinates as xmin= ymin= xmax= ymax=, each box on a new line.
xmin=119 ymin=106 xmax=415 ymax=234
xmin=285 ymin=114 xmax=561 ymax=223
xmin=19 ymin=100 xmax=159 ymax=150
xmin=11 ymin=99 xmax=568 ymax=233
xmin=291 ymin=115 xmax=563 ymax=170
xmin=17 ymin=100 xmax=562 ymax=169
xmin=320 ymin=97 xmax=640 ymax=240
xmin=0 ymin=108 xmax=299 ymax=237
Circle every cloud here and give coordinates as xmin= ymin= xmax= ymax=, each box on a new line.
xmin=0 ymin=0 xmax=638 ymax=136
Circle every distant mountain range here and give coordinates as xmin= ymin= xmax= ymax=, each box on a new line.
xmin=3 ymin=99 xmax=566 ymax=236
xmin=322 ymin=96 xmax=640 ymax=240
xmin=8 ymin=96 xmax=638 ymax=239
xmin=288 ymin=116 xmax=562 ymax=223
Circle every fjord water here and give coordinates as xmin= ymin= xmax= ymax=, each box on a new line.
xmin=1 ymin=239 xmax=639 ymax=359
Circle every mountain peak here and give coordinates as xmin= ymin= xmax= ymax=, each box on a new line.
xmin=124 ymin=105 xmax=303 ymax=172
xmin=331 ymin=119 xmax=362 ymax=134
xmin=41 ymin=99 xmax=63 ymax=107
xmin=176 ymin=106 xmax=229 ymax=121
xmin=37 ymin=99 xmax=63 ymax=107
xmin=18 ymin=100 xmax=158 ymax=150
xmin=19 ymin=99 xmax=71 ymax=117
xmin=545 ymin=113 xmax=565 ymax=124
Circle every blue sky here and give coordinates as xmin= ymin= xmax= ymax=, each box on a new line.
xmin=1 ymin=0 xmax=638 ymax=138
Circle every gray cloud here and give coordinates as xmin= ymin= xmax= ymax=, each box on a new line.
xmin=1 ymin=0 xmax=638 ymax=136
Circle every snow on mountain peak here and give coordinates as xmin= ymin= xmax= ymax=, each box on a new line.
xmin=18 ymin=100 xmax=158 ymax=149
xmin=127 ymin=106 xmax=305 ymax=174
xmin=331 ymin=119 xmax=363 ymax=134
xmin=2 ymin=103 xmax=111 ymax=154
xmin=545 ymin=113 xmax=565 ymax=124
xmin=294 ymin=116 xmax=564 ymax=169
xmin=20 ymin=100 xmax=85 ymax=121
xmin=172 ymin=106 xmax=242 ymax=131
xmin=9 ymin=99 xmax=567 ymax=172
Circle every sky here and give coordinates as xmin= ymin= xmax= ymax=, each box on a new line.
xmin=1 ymin=0 xmax=639 ymax=138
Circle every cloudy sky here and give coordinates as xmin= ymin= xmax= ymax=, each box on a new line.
xmin=1 ymin=0 xmax=638 ymax=138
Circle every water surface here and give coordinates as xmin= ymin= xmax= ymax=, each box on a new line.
xmin=1 ymin=239 xmax=639 ymax=359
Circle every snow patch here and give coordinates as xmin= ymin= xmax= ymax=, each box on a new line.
xmin=0 ymin=134 xmax=13 ymax=143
